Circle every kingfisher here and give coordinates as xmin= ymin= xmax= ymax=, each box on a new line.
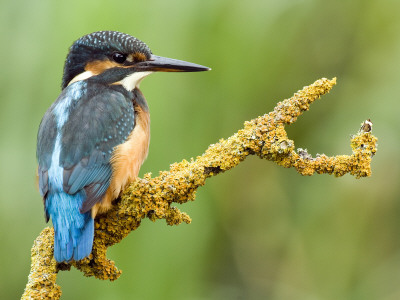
xmin=36 ymin=31 xmax=209 ymax=262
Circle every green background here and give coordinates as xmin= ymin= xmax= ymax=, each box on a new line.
xmin=1 ymin=0 xmax=399 ymax=299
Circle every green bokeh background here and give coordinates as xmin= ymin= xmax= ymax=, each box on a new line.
xmin=1 ymin=0 xmax=399 ymax=299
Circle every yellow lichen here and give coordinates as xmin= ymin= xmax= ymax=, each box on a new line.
xmin=22 ymin=78 xmax=377 ymax=299
xmin=22 ymin=228 xmax=61 ymax=299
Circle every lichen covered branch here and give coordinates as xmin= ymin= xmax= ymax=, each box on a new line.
xmin=22 ymin=78 xmax=377 ymax=299
xmin=22 ymin=228 xmax=61 ymax=299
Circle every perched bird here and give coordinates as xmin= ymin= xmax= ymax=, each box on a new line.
xmin=36 ymin=31 xmax=209 ymax=262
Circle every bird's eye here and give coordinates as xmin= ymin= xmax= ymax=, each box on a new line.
xmin=112 ymin=52 xmax=127 ymax=63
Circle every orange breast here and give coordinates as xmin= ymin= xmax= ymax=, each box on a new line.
xmin=91 ymin=105 xmax=150 ymax=218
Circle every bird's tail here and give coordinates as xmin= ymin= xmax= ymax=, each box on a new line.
xmin=46 ymin=191 xmax=94 ymax=262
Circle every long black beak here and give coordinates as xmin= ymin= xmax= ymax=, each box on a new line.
xmin=136 ymin=55 xmax=211 ymax=72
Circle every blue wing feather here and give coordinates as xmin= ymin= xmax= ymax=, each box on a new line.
xmin=37 ymin=82 xmax=135 ymax=262
xmin=60 ymin=85 xmax=135 ymax=211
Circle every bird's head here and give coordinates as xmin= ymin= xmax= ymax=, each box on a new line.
xmin=62 ymin=31 xmax=210 ymax=90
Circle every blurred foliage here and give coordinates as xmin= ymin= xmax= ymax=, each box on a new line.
xmin=1 ymin=0 xmax=399 ymax=299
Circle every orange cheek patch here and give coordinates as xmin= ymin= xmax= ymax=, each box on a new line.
xmin=85 ymin=60 xmax=120 ymax=74
xmin=127 ymin=52 xmax=147 ymax=62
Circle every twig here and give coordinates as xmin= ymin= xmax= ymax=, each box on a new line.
xmin=22 ymin=78 xmax=377 ymax=299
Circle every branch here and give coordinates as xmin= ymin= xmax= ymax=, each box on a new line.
xmin=22 ymin=78 xmax=377 ymax=299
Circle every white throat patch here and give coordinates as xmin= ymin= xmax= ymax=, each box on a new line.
xmin=120 ymin=71 xmax=153 ymax=91
xmin=67 ymin=71 xmax=94 ymax=86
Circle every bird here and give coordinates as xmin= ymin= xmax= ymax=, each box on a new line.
xmin=36 ymin=31 xmax=210 ymax=263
